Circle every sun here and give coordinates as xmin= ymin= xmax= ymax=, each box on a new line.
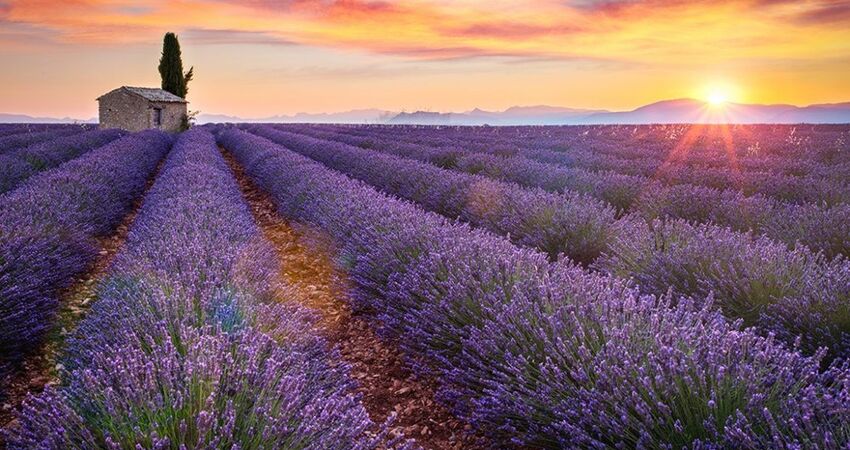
xmin=702 ymin=83 xmax=737 ymax=106
xmin=707 ymin=89 xmax=729 ymax=105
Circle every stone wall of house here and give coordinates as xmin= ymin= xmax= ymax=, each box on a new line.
xmin=153 ymin=101 xmax=187 ymax=133
xmin=99 ymin=90 xmax=187 ymax=133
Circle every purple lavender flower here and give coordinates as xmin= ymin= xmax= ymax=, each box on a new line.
xmin=7 ymin=129 xmax=383 ymax=449
xmin=0 ymin=128 xmax=124 ymax=193
xmin=248 ymin=125 xmax=618 ymax=265
xmin=0 ymin=126 xmax=87 ymax=155
xmin=217 ymin=128 xmax=850 ymax=448
xmin=0 ymin=130 xmax=171 ymax=385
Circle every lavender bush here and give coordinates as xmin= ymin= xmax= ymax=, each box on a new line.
xmin=763 ymin=258 xmax=850 ymax=360
xmin=249 ymin=125 xmax=618 ymax=265
xmin=0 ymin=131 xmax=171 ymax=386
xmin=7 ymin=129 xmax=383 ymax=449
xmin=764 ymin=202 xmax=850 ymax=260
xmin=0 ymin=126 xmax=85 ymax=154
xmin=0 ymin=124 xmax=83 ymax=139
xmin=297 ymin=124 xmax=850 ymax=199
xmin=288 ymin=124 xmax=850 ymax=258
xmin=218 ymin=128 xmax=850 ymax=448
xmin=595 ymin=218 xmax=850 ymax=359
xmin=248 ymin=126 xmax=850 ymax=358
xmin=0 ymin=128 xmax=124 ymax=194
xmin=336 ymin=124 xmax=850 ymax=203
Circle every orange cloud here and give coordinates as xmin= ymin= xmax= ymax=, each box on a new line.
xmin=1 ymin=0 xmax=848 ymax=118
xmin=2 ymin=0 xmax=849 ymax=64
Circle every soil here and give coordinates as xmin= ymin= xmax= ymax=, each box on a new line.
xmin=224 ymin=149 xmax=489 ymax=450
xmin=0 ymin=160 xmax=164 ymax=442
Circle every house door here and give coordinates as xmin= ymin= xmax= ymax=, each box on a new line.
xmin=153 ymin=108 xmax=163 ymax=127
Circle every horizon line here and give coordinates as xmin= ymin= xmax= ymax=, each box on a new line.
xmin=5 ymin=96 xmax=850 ymax=122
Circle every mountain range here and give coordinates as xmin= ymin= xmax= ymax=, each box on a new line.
xmin=575 ymin=99 xmax=850 ymax=125
xmin=387 ymin=105 xmax=608 ymax=125
xmin=4 ymin=99 xmax=850 ymax=125
xmin=195 ymin=109 xmax=397 ymax=124
xmin=387 ymin=100 xmax=850 ymax=125
xmin=0 ymin=113 xmax=96 ymax=124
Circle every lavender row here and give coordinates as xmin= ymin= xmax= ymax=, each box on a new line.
xmin=252 ymin=125 xmax=850 ymax=359
xmin=289 ymin=124 xmax=833 ymax=205
xmin=327 ymin=129 xmax=850 ymax=352
xmin=502 ymin=124 xmax=850 ymax=178
xmin=307 ymin=124 xmax=850 ymax=206
xmin=0 ymin=127 xmax=33 ymax=139
xmin=0 ymin=124 xmax=87 ymax=139
xmin=0 ymin=128 xmax=125 ymax=194
xmin=328 ymin=124 xmax=850 ymax=181
xmin=376 ymin=124 xmax=850 ymax=202
xmin=249 ymin=125 xmax=618 ymax=265
xmin=500 ymin=127 xmax=850 ymax=200
xmin=0 ymin=126 xmax=86 ymax=154
xmin=281 ymin=124 xmax=648 ymax=211
xmin=342 ymin=127 xmax=850 ymax=354
xmin=292 ymin=125 xmax=850 ymax=259
xmin=527 ymin=146 xmax=850 ymax=204
xmin=0 ymin=124 xmax=88 ymax=139
xmin=218 ymin=128 xmax=850 ymax=448
xmin=0 ymin=131 xmax=171 ymax=386
xmin=596 ymin=219 xmax=850 ymax=360
xmin=7 ymin=129 xmax=382 ymax=449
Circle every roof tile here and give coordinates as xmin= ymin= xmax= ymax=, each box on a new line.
xmin=100 ymin=86 xmax=188 ymax=103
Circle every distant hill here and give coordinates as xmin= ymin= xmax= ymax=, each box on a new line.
xmin=389 ymin=100 xmax=850 ymax=125
xmin=196 ymin=109 xmax=396 ymax=124
xmin=579 ymin=99 xmax=850 ymax=124
xmin=389 ymin=106 xmax=608 ymax=125
xmin=0 ymin=113 xmax=95 ymax=124
xmin=4 ymin=99 xmax=850 ymax=125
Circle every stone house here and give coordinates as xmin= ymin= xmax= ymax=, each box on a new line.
xmin=97 ymin=86 xmax=187 ymax=133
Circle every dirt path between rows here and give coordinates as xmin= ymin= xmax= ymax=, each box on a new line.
xmin=0 ymin=159 xmax=165 ymax=441
xmin=224 ymin=150 xmax=488 ymax=450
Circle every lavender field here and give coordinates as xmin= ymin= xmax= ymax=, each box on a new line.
xmin=2 ymin=123 xmax=850 ymax=449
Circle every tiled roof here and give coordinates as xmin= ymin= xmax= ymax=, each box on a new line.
xmin=98 ymin=86 xmax=188 ymax=103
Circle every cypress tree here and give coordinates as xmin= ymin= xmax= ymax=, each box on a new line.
xmin=158 ymin=32 xmax=193 ymax=98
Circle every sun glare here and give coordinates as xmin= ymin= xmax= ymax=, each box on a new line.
xmin=707 ymin=89 xmax=729 ymax=105
xmin=702 ymin=83 xmax=737 ymax=106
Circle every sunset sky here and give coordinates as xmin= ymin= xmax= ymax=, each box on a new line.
xmin=1 ymin=0 xmax=849 ymax=118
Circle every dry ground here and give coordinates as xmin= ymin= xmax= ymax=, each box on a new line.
xmin=0 ymin=160 xmax=164 ymax=441
xmin=224 ymin=149 xmax=489 ymax=450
